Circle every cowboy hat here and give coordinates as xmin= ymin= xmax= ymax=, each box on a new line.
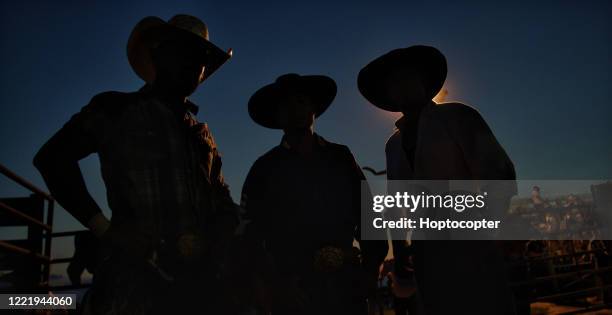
xmin=248 ymin=73 xmax=337 ymax=129
xmin=358 ymin=45 xmax=447 ymax=112
xmin=127 ymin=14 xmax=232 ymax=83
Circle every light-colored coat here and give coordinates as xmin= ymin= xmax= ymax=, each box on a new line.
xmin=385 ymin=102 xmax=517 ymax=315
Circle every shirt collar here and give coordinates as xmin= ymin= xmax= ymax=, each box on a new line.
xmin=394 ymin=101 xmax=436 ymax=131
xmin=394 ymin=116 xmax=406 ymax=130
xmin=280 ymin=133 xmax=327 ymax=150
xmin=138 ymin=84 xmax=199 ymax=115
xmin=184 ymin=99 xmax=199 ymax=115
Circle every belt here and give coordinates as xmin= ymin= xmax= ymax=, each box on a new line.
xmin=313 ymin=246 xmax=357 ymax=272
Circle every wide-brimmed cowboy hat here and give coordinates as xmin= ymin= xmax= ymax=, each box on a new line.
xmin=248 ymin=73 xmax=337 ymax=129
xmin=358 ymin=45 xmax=447 ymax=112
xmin=127 ymin=14 xmax=232 ymax=83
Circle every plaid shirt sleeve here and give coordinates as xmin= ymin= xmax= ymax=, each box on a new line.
xmin=189 ymin=119 xmax=239 ymax=225
xmin=33 ymin=92 xmax=126 ymax=225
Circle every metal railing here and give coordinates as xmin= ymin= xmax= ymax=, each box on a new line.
xmin=0 ymin=163 xmax=93 ymax=291
xmin=0 ymin=163 xmax=54 ymax=285
xmin=509 ymin=246 xmax=612 ymax=314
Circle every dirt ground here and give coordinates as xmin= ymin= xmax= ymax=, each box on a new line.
xmin=378 ymin=303 xmax=612 ymax=315
xmin=530 ymin=302 xmax=612 ymax=315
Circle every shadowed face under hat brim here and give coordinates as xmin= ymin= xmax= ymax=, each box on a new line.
xmin=358 ymin=45 xmax=447 ymax=112
xmin=248 ymin=75 xmax=337 ymax=129
xmin=127 ymin=16 xmax=232 ymax=84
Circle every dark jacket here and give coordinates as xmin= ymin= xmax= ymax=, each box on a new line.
xmin=241 ymin=134 xmax=387 ymax=276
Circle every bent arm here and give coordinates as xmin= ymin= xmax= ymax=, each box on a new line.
xmin=33 ymin=95 xmax=112 ymax=235
xmin=34 ymin=120 xmax=105 ymax=231
xmin=345 ymin=148 xmax=388 ymax=276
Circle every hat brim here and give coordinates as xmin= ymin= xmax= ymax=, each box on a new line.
xmin=358 ymin=46 xmax=447 ymax=112
xmin=127 ymin=16 xmax=231 ymax=83
xmin=248 ymin=75 xmax=337 ymax=129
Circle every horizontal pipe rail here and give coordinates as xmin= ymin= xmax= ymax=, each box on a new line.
xmin=47 ymin=230 xmax=86 ymax=238
xmin=532 ymin=285 xmax=612 ymax=302
xmin=50 ymin=257 xmax=74 ymax=264
xmin=558 ymin=303 xmax=612 ymax=315
xmin=0 ymin=201 xmax=51 ymax=231
xmin=0 ymin=240 xmax=50 ymax=263
xmin=0 ymin=163 xmax=52 ymax=201
xmin=510 ymin=266 xmax=612 ymax=287
xmin=511 ymin=249 xmax=607 ymax=265
xmin=48 ymin=283 xmax=92 ymax=291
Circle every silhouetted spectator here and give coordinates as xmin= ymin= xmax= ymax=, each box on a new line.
xmin=359 ymin=45 xmax=517 ymax=315
xmin=242 ymin=74 xmax=388 ymax=315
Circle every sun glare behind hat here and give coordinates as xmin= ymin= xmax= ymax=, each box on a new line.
xmin=358 ymin=45 xmax=447 ymax=112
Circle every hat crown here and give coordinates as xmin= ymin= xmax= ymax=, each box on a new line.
xmin=249 ymin=74 xmax=337 ymax=129
xmin=168 ymin=14 xmax=209 ymax=41
xmin=127 ymin=14 xmax=231 ymax=83
xmin=275 ymin=73 xmax=301 ymax=86
xmin=357 ymin=45 xmax=447 ymax=112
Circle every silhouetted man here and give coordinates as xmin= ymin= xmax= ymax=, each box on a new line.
xmin=359 ymin=45 xmax=518 ymax=315
xmin=33 ymin=15 xmax=237 ymax=315
xmin=241 ymin=74 xmax=388 ymax=315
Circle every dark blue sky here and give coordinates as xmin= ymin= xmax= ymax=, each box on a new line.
xmin=1 ymin=0 xmax=610 ymax=235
